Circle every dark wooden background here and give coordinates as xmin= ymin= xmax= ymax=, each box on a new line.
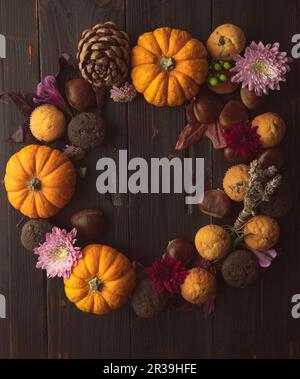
xmin=0 ymin=0 xmax=300 ymax=359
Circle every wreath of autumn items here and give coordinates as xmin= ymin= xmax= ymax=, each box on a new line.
xmin=1 ymin=22 xmax=294 ymax=318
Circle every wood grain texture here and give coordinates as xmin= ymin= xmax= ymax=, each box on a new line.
xmin=0 ymin=0 xmax=46 ymax=359
xmin=0 ymin=0 xmax=300 ymax=359
xmin=211 ymin=0 xmax=300 ymax=358
xmin=38 ymin=0 xmax=131 ymax=359
xmin=126 ymin=0 xmax=213 ymax=359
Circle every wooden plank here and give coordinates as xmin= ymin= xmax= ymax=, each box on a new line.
xmin=126 ymin=0 xmax=213 ymax=359
xmin=38 ymin=0 xmax=131 ymax=358
xmin=0 ymin=0 xmax=46 ymax=358
xmin=211 ymin=0 xmax=299 ymax=358
xmin=289 ymin=0 xmax=300 ymax=360
xmin=0 ymin=0 xmax=299 ymax=359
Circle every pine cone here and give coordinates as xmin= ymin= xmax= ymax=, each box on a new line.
xmin=77 ymin=22 xmax=130 ymax=87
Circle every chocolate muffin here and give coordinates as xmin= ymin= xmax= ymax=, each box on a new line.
xmin=68 ymin=112 xmax=106 ymax=150
xmin=21 ymin=219 xmax=53 ymax=252
xmin=259 ymin=181 xmax=293 ymax=218
xmin=221 ymin=250 xmax=259 ymax=288
xmin=131 ymin=279 xmax=169 ymax=318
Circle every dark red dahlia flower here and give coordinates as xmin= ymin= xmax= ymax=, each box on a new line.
xmin=146 ymin=257 xmax=188 ymax=294
xmin=224 ymin=122 xmax=261 ymax=159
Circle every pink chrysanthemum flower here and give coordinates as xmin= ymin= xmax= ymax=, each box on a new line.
xmin=34 ymin=227 xmax=82 ymax=279
xmin=146 ymin=257 xmax=188 ymax=294
xmin=110 ymin=82 xmax=137 ymax=103
xmin=231 ymin=42 xmax=292 ymax=96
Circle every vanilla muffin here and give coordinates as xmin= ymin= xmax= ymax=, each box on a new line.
xmin=181 ymin=267 xmax=216 ymax=305
xmin=243 ymin=215 xmax=280 ymax=250
xmin=252 ymin=112 xmax=286 ymax=148
xmin=195 ymin=224 xmax=231 ymax=261
xmin=223 ymin=164 xmax=249 ymax=201
xmin=30 ymin=104 xmax=66 ymax=142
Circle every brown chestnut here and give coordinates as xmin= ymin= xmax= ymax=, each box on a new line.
xmin=70 ymin=209 xmax=107 ymax=242
xmin=257 ymin=147 xmax=285 ymax=170
xmin=193 ymin=92 xmax=223 ymax=124
xmin=198 ymin=189 xmax=231 ymax=218
xmin=219 ymin=100 xmax=248 ymax=129
xmin=240 ymin=87 xmax=264 ymax=110
xmin=65 ymin=78 xmax=96 ymax=112
xmin=224 ymin=147 xmax=254 ymax=165
xmin=163 ymin=238 xmax=195 ymax=265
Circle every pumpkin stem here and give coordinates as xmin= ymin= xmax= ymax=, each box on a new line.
xmin=160 ymin=56 xmax=176 ymax=72
xmin=28 ymin=178 xmax=42 ymax=192
xmin=89 ymin=277 xmax=103 ymax=292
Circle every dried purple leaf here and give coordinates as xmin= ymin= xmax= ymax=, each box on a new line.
xmin=203 ymin=299 xmax=215 ymax=317
xmin=55 ymin=53 xmax=79 ymax=96
xmin=170 ymin=294 xmax=197 ymax=311
xmin=93 ymin=86 xmax=108 ymax=113
xmin=0 ymin=92 xmax=37 ymax=142
xmin=9 ymin=123 xmax=26 ymax=143
xmin=0 ymin=92 xmax=36 ymax=116
xmin=193 ymin=255 xmax=218 ymax=277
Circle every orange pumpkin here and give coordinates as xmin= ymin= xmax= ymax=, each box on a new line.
xmin=4 ymin=144 xmax=76 ymax=218
xmin=64 ymin=244 xmax=136 ymax=315
xmin=131 ymin=27 xmax=208 ymax=106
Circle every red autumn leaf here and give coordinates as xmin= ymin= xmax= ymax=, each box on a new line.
xmin=175 ymin=123 xmax=207 ymax=150
xmin=175 ymin=121 xmax=226 ymax=151
xmin=204 ymin=122 xmax=227 ymax=149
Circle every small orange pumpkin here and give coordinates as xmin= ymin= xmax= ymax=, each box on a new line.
xmin=64 ymin=244 xmax=136 ymax=315
xmin=131 ymin=27 xmax=208 ymax=106
xmin=4 ymin=144 xmax=76 ymax=218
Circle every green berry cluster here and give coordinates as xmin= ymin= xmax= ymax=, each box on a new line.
xmin=208 ymin=60 xmax=232 ymax=86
